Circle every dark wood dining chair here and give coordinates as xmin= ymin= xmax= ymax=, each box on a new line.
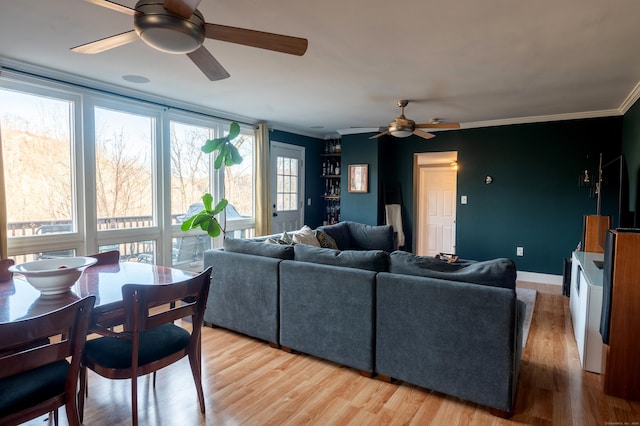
xmin=88 ymin=249 xmax=120 ymax=266
xmin=79 ymin=267 xmax=212 ymax=426
xmin=0 ymin=296 xmax=96 ymax=426
xmin=0 ymin=258 xmax=14 ymax=282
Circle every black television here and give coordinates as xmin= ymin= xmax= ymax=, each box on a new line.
xmin=597 ymin=154 xmax=632 ymax=250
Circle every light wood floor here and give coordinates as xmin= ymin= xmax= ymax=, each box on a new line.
xmin=24 ymin=282 xmax=640 ymax=425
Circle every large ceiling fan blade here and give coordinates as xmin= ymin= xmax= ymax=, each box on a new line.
xmin=186 ymin=46 xmax=230 ymax=81
xmin=413 ymin=130 xmax=436 ymax=140
xmin=70 ymin=30 xmax=138 ymax=54
xmin=204 ymin=23 xmax=308 ymax=56
xmin=369 ymin=130 xmax=389 ymax=139
xmin=416 ymin=122 xmax=461 ymax=129
xmin=164 ymin=0 xmax=202 ymax=18
xmin=84 ymin=0 xmax=135 ymax=15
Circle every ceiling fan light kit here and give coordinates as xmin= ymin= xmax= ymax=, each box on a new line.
xmin=134 ymin=1 xmax=205 ymax=54
xmin=367 ymin=100 xmax=460 ymax=140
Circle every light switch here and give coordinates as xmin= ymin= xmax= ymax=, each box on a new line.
xmin=461 ymin=195 xmax=467 ymax=205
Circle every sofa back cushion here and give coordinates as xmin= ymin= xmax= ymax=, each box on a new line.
xmin=316 ymin=221 xmax=394 ymax=252
xmin=389 ymin=250 xmax=516 ymax=289
xmin=294 ymin=244 xmax=389 ymax=272
xmin=316 ymin=222 xmax=352 ymax=250
xmin=347 ymin=222 xmax=394 ymax=252
xmin=223 ymin=238 xmax=294 ymax=260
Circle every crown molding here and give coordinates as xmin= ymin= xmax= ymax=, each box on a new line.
xmin=619 ymin=80 xmax=640 ymax=114
xmin=461 ymin=109 xmax=622 ymax=130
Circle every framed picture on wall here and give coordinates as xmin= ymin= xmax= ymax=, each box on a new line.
xmin=348 ymin=164 xmax=368 ymax=193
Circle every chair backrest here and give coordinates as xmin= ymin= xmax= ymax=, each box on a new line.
xmin=0 ymin=258 xmax=14 ymax=282
xmin=0 ymin=296 xmax=95 ymax=424
xmin=89 ymin=250 xmax=121 ymax=266
xmin=122 ymin=267 xmax=212 ymax=335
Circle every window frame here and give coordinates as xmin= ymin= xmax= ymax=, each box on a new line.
xmin=1 ymin=68 xmax=256 ymax=265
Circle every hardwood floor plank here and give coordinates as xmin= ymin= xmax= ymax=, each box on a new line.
xmin=21 ymin=282 xmax=640 ymax=425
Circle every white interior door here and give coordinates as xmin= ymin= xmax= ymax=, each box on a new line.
xmin=271 ymin=142 xmax=305 ymax=233
xmin=415 ymin=152 xmax=457 ymax=256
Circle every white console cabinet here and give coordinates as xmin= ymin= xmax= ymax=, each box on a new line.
xmin=569 ymin=251 xmax=604 ymax=373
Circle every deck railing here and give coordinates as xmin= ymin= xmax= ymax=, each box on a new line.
xmin=7 ymin=215 xmax=255 ymax=265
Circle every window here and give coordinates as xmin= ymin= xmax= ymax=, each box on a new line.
xmin=0 ymin=84 xmax=81 ymax=263
xmin=1 ymin=70 xmax=256 ymax=267
xmin=276 ymin=156 xmax=299 ymax=211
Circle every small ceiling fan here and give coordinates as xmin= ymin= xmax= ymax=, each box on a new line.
xmin=369 ymin=100 xmax=460 ymax=140
xmin=71 ymin=0 xmax=308 ymax=81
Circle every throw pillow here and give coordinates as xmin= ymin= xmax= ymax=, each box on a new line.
xmin=280 ymin=231 xmax=293 ymax=245
xmin=292 ymin=225 xmax=321 ymax=247
xmin=314 ymin=230 xmax=338 ymax=249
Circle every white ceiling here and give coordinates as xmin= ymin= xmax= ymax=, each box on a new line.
xmin=2 ymin=0 xmax=640 ymax=138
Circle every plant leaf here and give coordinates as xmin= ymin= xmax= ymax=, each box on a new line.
xmin=191 ymin=213 xmax=210 ymax=228
xmin=214 ymin=146 xmax=225 ymax=169
xmin=225 ymin=150 xmax=235 ymax=166
xmin=228 ymin=122 xmax=240 ymax=141
xmin=207 ymin=219 xmax=221 ymax=237
xmin=202 ymin=193 xmax=213 ymax=211
xmin=201 ymin=137 xmax=226 ymax=154
xmin=199 ymin=218 xmax=211 ymax=232
xmin=212 ymin=198 xmax=228 ymax=215
xmin=180 ymin=216 xmax=195 ymax=231
xmin=228 ymin=144 xmax=243 ymax=165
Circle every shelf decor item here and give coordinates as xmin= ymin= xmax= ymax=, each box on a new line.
xmin=348 ymin=164 xmax=368 ymax=193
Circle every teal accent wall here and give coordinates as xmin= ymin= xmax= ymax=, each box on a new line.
xmin=342 ymin=117 xmax=623 ymax=275
xmin=622 ymin=98 xmax=640 ymax=223
xmin=340 ymin=134 xmax=380 ymax=225
xmin=269 ymin=129 xmax=324 ymax=228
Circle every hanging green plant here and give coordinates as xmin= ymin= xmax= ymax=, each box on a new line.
xmin=181 ymin=121 xmax=243 ymax=238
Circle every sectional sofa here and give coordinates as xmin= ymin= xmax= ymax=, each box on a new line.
xmin=203 ymin=221 xmax=525 ymax=416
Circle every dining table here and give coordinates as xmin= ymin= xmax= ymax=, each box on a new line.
xmin=0 ymin=262 xmax=196 ymax=326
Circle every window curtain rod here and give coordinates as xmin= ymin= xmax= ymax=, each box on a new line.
xmin=0 ymin=65 xmax=253 ymax=127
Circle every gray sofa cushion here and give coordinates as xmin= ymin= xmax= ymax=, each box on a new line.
xmin=389 ymin=251 xmax=516 ymax=289
xmin=347 ymin=221 xmax=394 ymax=253
xmin=294 ymin=244 xmax=389 ymax=272
xmin=316 ymin=221 xmax=394 ymax=252
xmin=279 ymin=260 xmax=377 ymax=372
xmin=316 ymin=221 xmax=352 ymax=250
xmin=223 ymin=237 xmax=294 ymax=260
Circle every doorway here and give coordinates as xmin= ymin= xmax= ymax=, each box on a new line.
xmin=414 ymin=151 xmax=458 ymax=256
xmin=270 ymin=142 xmax=305 ymax=233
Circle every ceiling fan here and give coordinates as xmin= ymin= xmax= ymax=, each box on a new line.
xmin=70 ymin=0 xmax=308 ymax=81
xmin=369 ymin=100 xmax=460 ymax=140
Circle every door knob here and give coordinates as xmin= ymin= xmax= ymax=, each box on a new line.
xmin=272 ymin=212 xmax=278 ymax=217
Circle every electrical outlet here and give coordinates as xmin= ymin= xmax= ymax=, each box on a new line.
xmin=516 ymin=247 xmax=524 ymax=256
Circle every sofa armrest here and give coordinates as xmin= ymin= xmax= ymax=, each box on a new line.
xmin=376 ymin=272 xmax=522 ymax=413
xmin=203 ymin=249 xmax=281 ymax=344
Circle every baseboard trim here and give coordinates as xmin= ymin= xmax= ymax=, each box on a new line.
xmin=517 ymin=271 xmax=563 ymax=286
